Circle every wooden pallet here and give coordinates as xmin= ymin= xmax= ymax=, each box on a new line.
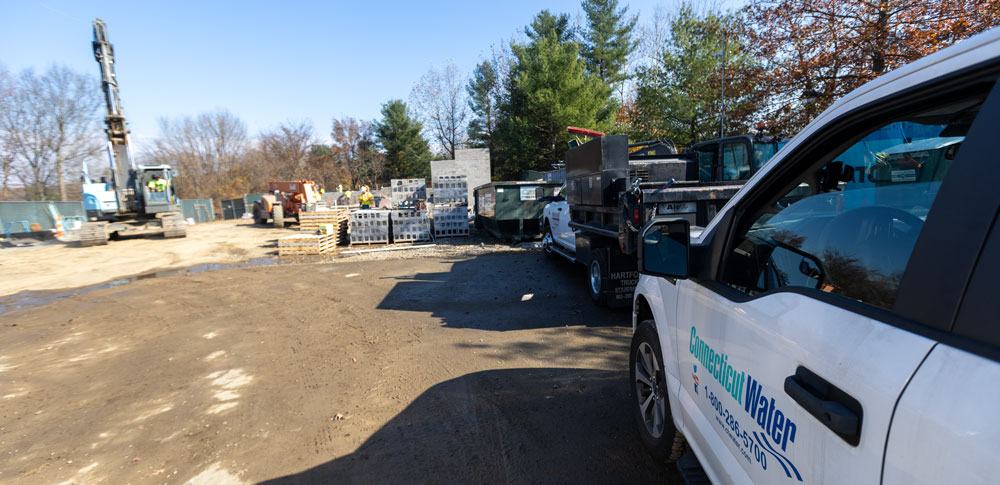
xmin=278 ymin=233 xmax=344 ymax=256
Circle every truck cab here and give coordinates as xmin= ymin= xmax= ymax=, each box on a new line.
xmin=628 ymin=28 xmax=1000 ymax=484
xmin=542 ymin=184 xmax=575 ymax=253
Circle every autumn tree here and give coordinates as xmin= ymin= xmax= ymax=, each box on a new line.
xmin=331 ymin=116 xmax=384 ymax=188
xmin=410 ymin=61 xmax=469 ymax=159
xmin=630 ymin=5 xmax=762 ymax=145
xmin=373 ymin=100 xmax=432 ymax=179
xmin=748 ymin=0 xmax=1000 ymax=132
xmin=580 ymin=0 xmax=639 ymax=91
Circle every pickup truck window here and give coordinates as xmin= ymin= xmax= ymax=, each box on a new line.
xmin=721 ymin=94 xmax=986 ymax=310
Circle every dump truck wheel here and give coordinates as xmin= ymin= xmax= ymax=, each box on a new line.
xmin=273 ymin=205 xmax=285 ymax=228
xmin=588 ymin=249 xmax=609 ymax=306
xmin=542 ymin=223 xmax=556 ymax=258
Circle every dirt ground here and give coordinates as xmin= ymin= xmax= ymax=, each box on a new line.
xmin=0 ymin=248 xmax=680 ymax=483
xmin=0 ymin=220 xmax=299 ymax=297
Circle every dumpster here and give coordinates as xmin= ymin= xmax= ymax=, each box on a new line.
xmin=474 ymin=181 xmax=562 ymax=242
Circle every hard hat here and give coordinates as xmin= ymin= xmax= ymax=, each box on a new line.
xmin=362 ymin=185 xmax=369 ymax=192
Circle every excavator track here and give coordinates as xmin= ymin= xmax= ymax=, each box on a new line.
xmin=162 ymin=215 xmax=187 ymax=238
xmin=78 ymin=222 xmax=109 ymax=247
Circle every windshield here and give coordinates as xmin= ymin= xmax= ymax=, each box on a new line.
xmin=752 ymin=142 xmax=780 ymax=170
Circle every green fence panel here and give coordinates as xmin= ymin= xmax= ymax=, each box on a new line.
xmin=180 ymin=199 xmax=215 ymax=224
xmin=0 ymin=201 xmax=86 ymax=234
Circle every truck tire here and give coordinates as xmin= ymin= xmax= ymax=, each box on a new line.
xmin=542 ymin=222 xmax=556 ymax=258
xmin=588 ymin=248 xmax=609 ymax=306
xmin=630 ymin=320 xmax=686 ymax=463
xmin=273 ymin=204 xmax=285 ymax=228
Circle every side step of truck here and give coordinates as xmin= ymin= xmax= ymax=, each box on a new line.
xmin=676 ymin=451 xmax=711 ymax=485
xmin=549 ymin=243 xmax=576 ymax=263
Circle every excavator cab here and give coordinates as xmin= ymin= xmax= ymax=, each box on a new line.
xmin=138 ymin=165 xmax=180 ymax=214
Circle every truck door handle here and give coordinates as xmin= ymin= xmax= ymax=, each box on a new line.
xmin=557 ymin=207 xmax=563 ymax=211
xmin=784 ymin=366 xmax=863 ymax=445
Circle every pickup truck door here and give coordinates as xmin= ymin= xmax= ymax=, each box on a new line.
xmin=670 ymin=76 xmax=998 ymax=484
xmin=549 ymin=200 xmax=574 ymax=249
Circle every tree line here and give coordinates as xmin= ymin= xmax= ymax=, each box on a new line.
xmin=2 ymin=0 xmax=997 ymax=201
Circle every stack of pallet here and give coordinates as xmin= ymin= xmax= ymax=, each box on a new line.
xmin=299 ymin=209 xmax=348 ymax=233
xmin=278 ymin=234 xmax=339 ymax=256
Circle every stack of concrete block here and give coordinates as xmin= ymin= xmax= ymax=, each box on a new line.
xmin=349 ymin=210 xmax=390 ymax=244
xmin=432 ymin=175 xmax=468 ymax=204
xmin=390 ymin=209 xmax=431 ymax=243
xmin=391 ymin=179 xmax=426 ymax=208
xmin=430 ymin=149 xmax=491 ymax=207
xmin=432 ymin=205 xmax=469 ymax=238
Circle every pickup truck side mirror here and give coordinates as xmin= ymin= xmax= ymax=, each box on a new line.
xmin=638 ymin=217 xmax=690 ymax=278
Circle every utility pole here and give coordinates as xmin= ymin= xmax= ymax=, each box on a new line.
xmin=720 ymin=28 xmax=727 ymax=139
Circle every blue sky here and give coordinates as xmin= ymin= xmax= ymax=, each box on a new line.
xmin=1 ymin=1 xmax=741 ymax=148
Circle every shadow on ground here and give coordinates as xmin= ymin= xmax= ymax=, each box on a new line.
xmin=376 ymin=253 xmax=627 ymax=331
xmin=261 ymin=367 xmax=678 ymax=484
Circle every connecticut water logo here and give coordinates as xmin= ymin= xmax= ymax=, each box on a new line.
xmin=690 ymin=326 xmax=802 ymax=481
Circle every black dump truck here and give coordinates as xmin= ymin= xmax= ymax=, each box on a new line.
xmin=541 ymin=129 xmax=784 ymax=306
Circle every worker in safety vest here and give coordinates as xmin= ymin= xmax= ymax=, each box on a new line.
xmin=359 ymin=185 xmax=374 ymax=209
xmin=147 ymin=176 xmax=167 ymax=192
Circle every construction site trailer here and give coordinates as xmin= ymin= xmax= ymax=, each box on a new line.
xmin=473 ymin=181 xmax=562 ymax=242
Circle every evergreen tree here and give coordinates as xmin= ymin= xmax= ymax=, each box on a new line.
xmin=525 ymin=10 xmax=575 ymax=43
xmin=580 ymin=0 xmax=638 ymax=89
xmin=373 ymin=99 xmax=432 ymax=179
xmin=466 ymin=60 xmax=499 ymax=152
xmin=631 ymin=6 xmax=761 ymax=145
xmin=494 ymin=23 xmax=613 ymax=177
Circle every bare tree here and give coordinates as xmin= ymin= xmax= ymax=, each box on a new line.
xmin=0 ymin=65 xmax=14 ymax=200
xmin=409 ymin=61 xmax=470 ymax=159
xmin=331 ymin=117 xmax=384 ymax=188
xmin=150 ymin=109 xmax=249 ymax=198
xmin=256 ymin=120 xmax=315 ymax=180
xmin=0 ymin=66 xmax=102 ymax=201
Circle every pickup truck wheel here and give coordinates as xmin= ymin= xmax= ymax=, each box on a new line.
xmin=588 ymin=249 xmax=608 ymax=306
xmin=542 ymin=223 xmax=556 ymax=258
xmin=630 ymin=320 xmax=686 ymax=463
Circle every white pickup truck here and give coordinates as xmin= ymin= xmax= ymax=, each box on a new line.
xmin=629 ymin=28 xmax=1000 ymax=483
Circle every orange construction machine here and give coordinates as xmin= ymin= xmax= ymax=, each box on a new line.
xmin=252 ymin=180 xmax=322 ymax=228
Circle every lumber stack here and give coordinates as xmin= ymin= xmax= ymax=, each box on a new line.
xmin=278 ymin=233 xmax=341 ymax=256
xmin=299 ymin=209 xmax=349 ymax=233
